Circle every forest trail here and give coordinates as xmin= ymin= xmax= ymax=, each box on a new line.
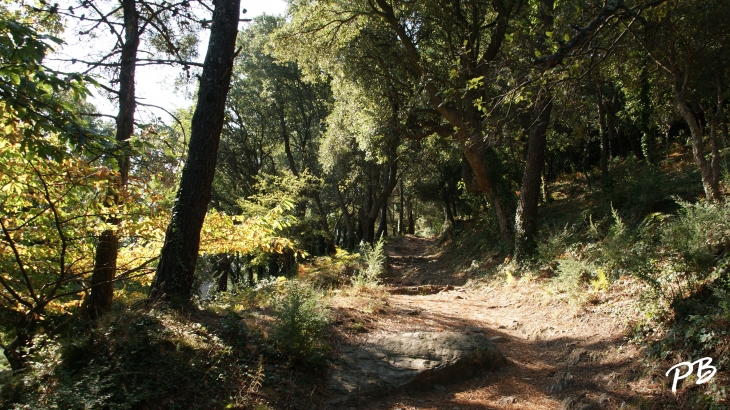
xmin=347 ymin=236 xmax=648 ymax=410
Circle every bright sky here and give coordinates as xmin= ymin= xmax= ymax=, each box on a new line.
xmin=54 ymin=0 xmax=288 ymax=123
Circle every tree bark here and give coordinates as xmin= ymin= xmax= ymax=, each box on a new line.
xmin=89 ymin=0 xmax=139 ymax=319
xmin=364 ymin=160 xmax=398 ymax=243
xmin=709 ymin=75 xmax=724 ymax=201
xmin=407 ymin=199 xmax=415 ymax=235
xmin=514 ymin=92 xmax=552 ymax=259
xmin=462 ymin=144 xmax=513 ymax=243
xmin=398 ymin=178 xmax=405 ymax=234
xmin=595 ymin=80 xmax=610 ymax=182
xmin=375 ymin=201 xmax=388 ymax=240
xmin=673 ymin=80 xmax=722 ymax=202
xmin=149 ymin=0 xmax=241 ymax=303
xmin=334 ymin=182 xmax=354 ymax=250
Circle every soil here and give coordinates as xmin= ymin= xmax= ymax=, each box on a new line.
xmin=328 ymin=235 xmax=663 ymax=410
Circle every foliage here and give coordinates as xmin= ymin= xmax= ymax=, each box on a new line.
xmin=271 ymin=280 xmax=330 ymax=367
xmin=535 ymin=223 xmax=576 ymax=266
xmin=0 ymin=17 xmax=98 ymax=159
xmin=551 ymin=258 xmax=599 ymax=303
xmin=298 ymin=248 xmax=361 ymax=290
xmin=352 ymin=239 xmax=386 ymax=289
xmin=201 ymin=199 xmax=298 ymax=256
xmin=0 ymin=308 xmax=268 ymax=410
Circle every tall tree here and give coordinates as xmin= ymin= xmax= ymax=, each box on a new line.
xmin=58 ymin=0 xmax=205 ymax=317
xmin=149 ymin=0 xmax=241 ymax=303
xmin=88 ymin=0 xmax=139 ymax=319
xmin=513 ymin=0 xmax=554 ymax=259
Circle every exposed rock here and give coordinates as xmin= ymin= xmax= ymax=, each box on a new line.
xmin=498 ymin=395 xmax=518 ymax=405
xmin=327 ymin=332 xmax=505 ymax=406
xmin=387 ymin=284 xmax=454 ymax=295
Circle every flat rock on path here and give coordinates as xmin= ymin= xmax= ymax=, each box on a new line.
xmin=326 ymin=331 xmax=505 ymax=406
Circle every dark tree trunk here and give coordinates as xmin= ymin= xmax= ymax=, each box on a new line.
xmin=149 ymin=0 xmax=241 ymax=304
xmin=710 ymin=75 xmax=724 ymax=201
xmin=334 ymin=182 xmax=354 ymax=250
xmin=267 ymin=256 xmax=280 ymax=277
xmin=217 ymin=270 xmax=228 ymax=292
xmin=673 ymin=81 xmax=722 ymax=202
xmin=89 ymin=0 xmax=139 ymax=319
xmin=3 ymin=314 xmax=36 ymax=371
xmin=313 ymin=191 xmax=336 ymax=254
xmin=443 ymin=201 xmax=455 ymax=227
xmin=596 ymin=80 xmax=610 ymax=182
xmin=375 ymin=201 xmax=387 ymax=240
xmin=407 ymin=200 xmax=415 ymax=235
xmin=464 ymin=146 xmax=514 ymax=244
xmin=399 ymin=179 xmax=404 ymax=234
xmin=514 ymin=0 xmax=553 ymax=260
xmin=364 ymin=160 xmax=398 ymax=243
xmin=515 ymin=92 xmax=552 ymax=259
xmin=606 ymin=85 xmax=619 ymax=158
xmin=90 ymin=230 xmax=119 ymax=318
xmin=213 ymin=254 xmax=233 ymax=292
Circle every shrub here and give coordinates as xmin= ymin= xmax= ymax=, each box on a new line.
xmin=551 ymin=258 xmax=598 ymax=302
xmin=352 ymin=239 xmax=386 ymax=288
xmin=535 ymin=223 xmax=575 ymax=265
xmin=0 ymin=308 xmax=265 ymax=410
xmin=271 ymin=280 xmax=330 ymax=367
xmin=660 ymin=200 xmax=730 ymax=275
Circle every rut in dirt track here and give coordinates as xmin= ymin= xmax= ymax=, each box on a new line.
xmin=352 ymin=235 xmax=648 ymax=410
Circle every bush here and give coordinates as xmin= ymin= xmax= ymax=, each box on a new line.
xmin=271 ymin=280 xmax=330 ymax=367
xmin=352 ymin=239 xmax=386 ymax=288
xmin=0 ymin=308 xmax=264 ymax=410
xmin=551 ymin=258 xmax=598 ymax=302
xmin=536 ymin=223 xmax=575 ymax=265
xmin=660 ymin=200 xmax=730 ymax=274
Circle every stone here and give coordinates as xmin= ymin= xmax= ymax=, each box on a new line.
xmin=498 ymin=396 xmax=518 ymax=405
xmin=327 ymin=332 xmax=505 ymax=406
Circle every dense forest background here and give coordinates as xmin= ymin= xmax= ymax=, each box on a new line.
xmin=1 ymin=0 xmax=730 ymax=408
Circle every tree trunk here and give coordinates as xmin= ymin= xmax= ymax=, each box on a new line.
xmin=710 ymin=75 xmax=724 ymax=201
xmin=596 ymin=80 xmax=610 ymax=182
xmin=3 ymin=313 xmax=36 ymax=371
xmin=407 ymin=200 xmax=415 ymax=235
xmin=606 ymin=84 xmax=619 ymax=158
xmin=149 ymin=0 xmax=241 ymax=304
xmin=313 ymin=191 xmax=336 ymax=254
xmin=514 ymin=92 xmax=552 ymax=259
xmin=673 ymin=81 xmax=722 ymax=202
xmin=365 ymin=160 xmax=398 ymax=243
xmin=375 ymin=201 xmax=388 ymax=240
xmin=462 ymin=145 xmax=513 ymax=243
xmin=399 ymin=179 xmax=404 ymax=234
xmin=443 ymin=201 xmax=455 ymax=227
xmin=334 ymin=182 xmax=354 ymax=250
xmin=90 ymin=230 xmax=119 ymax=318
xmin=89 ymin=0 xmax=139 ymax=319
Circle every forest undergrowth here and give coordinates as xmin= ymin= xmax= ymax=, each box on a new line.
xmin=1 ymin=152 xmax=729 ymax=410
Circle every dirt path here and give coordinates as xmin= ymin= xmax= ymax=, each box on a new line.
xmin=348 ymin=236 xmax=647 ymax=410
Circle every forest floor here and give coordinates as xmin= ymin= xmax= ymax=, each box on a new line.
xmin=327 ymin=235 xmax=668 ymax=410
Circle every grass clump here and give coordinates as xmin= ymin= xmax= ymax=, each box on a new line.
xmin=271 ymin=280 xmax=330 ymax=367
